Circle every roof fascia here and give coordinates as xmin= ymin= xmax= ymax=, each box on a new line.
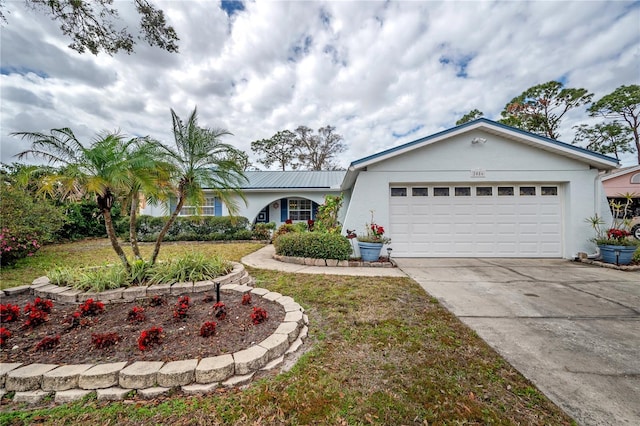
xmin=349 ymin=118 xmax=619 ymax=171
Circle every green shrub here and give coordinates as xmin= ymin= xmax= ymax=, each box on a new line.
xmin=135 ymin=215 xmax=251 ymax=242
xmin=0 ymin=185 xmax=66 ymax=265
xmin=274 ymin=232 xmax=352 ymax=260
xmin=252 ymin=222 xmax=276 ymax=240
xmin=274 ymin=223 xmax=297 ymax=239
xmin=57 ymin=200 xmax=126 ymax=240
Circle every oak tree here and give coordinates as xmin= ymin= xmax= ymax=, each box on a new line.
xmin=3 ymin=0 xmax=179 ymax=55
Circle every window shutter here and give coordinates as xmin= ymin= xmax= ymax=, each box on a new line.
xmin=170 ymin=197 xmax=177 ymax=214
xmin=280 ymin=198 xmax=288 ymax=222
xmin=312 ymin=201 xmax=319 ymax=220
xmin=214 ymin=198 xmax=222 ymax=216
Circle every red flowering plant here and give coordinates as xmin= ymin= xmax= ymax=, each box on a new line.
xmin=128 ymin=306 xmax=146 ymax=323
xmin=357 ymin=211 xmax=391 ymax=244
xmin=35 ymin=335 xmax=60 ymax=351
xmin=173 ymin=296 xmax=190 ymax=320
xmin=199 ymin=321 xmax=217 ymax=337
xmin=79 ymin=299 xmax=105 ymax=316
xmin=213 ymin=302 xmax=227 ymax=320
xmin=23 ymin=298 xmax=53 ymax=329
xmin=0 ymin=327 xmax=11 ymax=346
xmin=250 ymin=306 xmax=268 ymax=325
xmin=241 ymin=292 xmax=252 ymax=305
xmin=149 ymin=295 xmax=167 ymax=307
xmin=138 ymin=326 xmax=163 ymax=351
xmin=1 ymin=303 xmax=21 ymax=323
xmin=92 ymin=332 xmax=121 ymax=349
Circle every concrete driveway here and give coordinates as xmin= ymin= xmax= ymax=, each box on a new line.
xmin=395 ymin=258 xmax=640 ymax=426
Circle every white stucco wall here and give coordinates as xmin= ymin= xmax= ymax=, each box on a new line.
xmin=141 ymin=190 xmax=343 ymax=228
xmin=342 ymin=129 xmax=613 ymax=259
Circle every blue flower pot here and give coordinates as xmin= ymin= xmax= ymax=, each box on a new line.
xmin=358 ymin=242 xmax=383 ymax=262
xmin=598 ymin=245 xmax=637 ymax=265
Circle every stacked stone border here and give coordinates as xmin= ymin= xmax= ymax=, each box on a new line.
xmin=0 ymin=263 xmax=309 ymax=405
xmin=575 ymin=257 xmax=640 ymax=271
xmin=273 ymin=254 xmax=396 ymax=268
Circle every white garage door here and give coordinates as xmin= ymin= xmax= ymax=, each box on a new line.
xmin=389 ymin=184 xmax=562 ymax=257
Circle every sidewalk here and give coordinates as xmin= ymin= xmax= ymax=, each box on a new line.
xmin=241 ymin=245 xmax=406 ymax=277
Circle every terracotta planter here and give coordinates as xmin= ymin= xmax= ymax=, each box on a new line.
xmin=358 ymin=242 xmax=383 ymax=262
xmin=598 ymin=245 xmax=637 ymax=265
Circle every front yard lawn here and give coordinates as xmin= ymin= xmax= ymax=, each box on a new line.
xmin=0 ymin=240 xmax=574 ymax=425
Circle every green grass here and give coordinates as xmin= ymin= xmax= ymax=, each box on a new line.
xmin=0 ymin=239 xmax=575 ymax=425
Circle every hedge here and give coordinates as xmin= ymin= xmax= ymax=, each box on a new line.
xmin=135 ymin=215 xmax=255 ymax=242
xmin=274 ymin=232 xmax=352 ymax=260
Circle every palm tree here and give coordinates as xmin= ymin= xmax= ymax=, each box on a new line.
xmin=120 ymin=138 xmax=175 ymax=260
xmin=149 ymin=107 xmax=248 ymax=265
xmin=12 ymin=128 xmax=159 ymax=271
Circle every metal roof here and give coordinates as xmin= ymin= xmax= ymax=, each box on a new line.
xmin=242 ymin=170 xmax=346 ymax=189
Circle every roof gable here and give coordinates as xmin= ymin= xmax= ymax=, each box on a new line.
xmin=350 ymin=118 xmax=620 ymax=171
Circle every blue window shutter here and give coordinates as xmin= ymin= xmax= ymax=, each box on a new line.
xmin=280 ymin=198 xmax=288 ymax=222
xmin=214 ymin=198 xmax=222 ymax=216
xmin=312 ymin=201 xmax=319 ymax=220
xmin=169 ymin=197 xmax=177 ymax=214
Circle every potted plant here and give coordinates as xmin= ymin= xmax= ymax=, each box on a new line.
xmin=587 ymin=199 xmax=639 ymax=265
xmin=356 ymin=211 xmax=391 ymax=262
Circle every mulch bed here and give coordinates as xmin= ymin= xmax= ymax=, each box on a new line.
xmin=0 ymin=290 xmax=285 ymax=365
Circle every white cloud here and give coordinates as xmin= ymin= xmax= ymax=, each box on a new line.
xmin=1 ymin=0 xmax=638 ymax=168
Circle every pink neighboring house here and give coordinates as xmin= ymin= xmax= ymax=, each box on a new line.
xmin=602 ymin=165 xmax=640 ymax=198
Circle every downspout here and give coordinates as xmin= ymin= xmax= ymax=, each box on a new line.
xmin=581 ymin=170 xmax=607 ymax=259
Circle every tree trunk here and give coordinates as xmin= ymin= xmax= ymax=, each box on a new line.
xmin=149 ymin=192 xmax=186 ymax=265
xmin=103 ymin=207 xmax=131 ymax=272
xmin=129 ymin=191 xmax=142 ymax=260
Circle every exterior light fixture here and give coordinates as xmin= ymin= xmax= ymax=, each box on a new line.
xmin=386 ymin=247 xmax=393 ymax=259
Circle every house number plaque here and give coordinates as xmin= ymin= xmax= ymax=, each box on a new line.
xmin=470 ymin=169 xmax=486 ymax=178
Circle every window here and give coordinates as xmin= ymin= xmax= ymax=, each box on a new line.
xmin=180 ymin=196 xmax=217 ymax=216
xmin=288 ymin=198 xmax=312 ymax=221
xmin=391 ymin=187 xmax=407 ymax=197
xmin=631 ymin=173 xmax=640 ymax=184
xmin=476 ymin=187 xmax=492 ymax=196
xmin=455 ymin=187 xmax=471 ymax=196
xmin=434 ymin=187 xmax=450 ymax=196
xmin=519 ymin=186 xmax=536 ymax=196
xmin=541 ymin=186 xmax=558 ymax=196
xmin=412 ymin=187 xmax=428 ymax=196
xmin=498 ymin=186 xmax=514 ymax=196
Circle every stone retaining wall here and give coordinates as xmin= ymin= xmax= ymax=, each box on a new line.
xmin=1 ymin=262 xmax=251 ymax=303
xmin=0 ymin=265 xmax=309 ymax=405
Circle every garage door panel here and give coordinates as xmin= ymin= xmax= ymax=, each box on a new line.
xmin=390 ymin=183 xmax=562 ymax=257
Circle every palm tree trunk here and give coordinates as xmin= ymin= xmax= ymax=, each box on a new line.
xmin=149 ymin=193 xmax=185 ymax=265
xmin=103 ymin=208 xmax=131 ymax=272
xmin=129 ymin=191 xmax=142 ymax=259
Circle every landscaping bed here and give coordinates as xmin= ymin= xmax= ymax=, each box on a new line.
xmin=1 ymin=291 xmax=284 ymax=365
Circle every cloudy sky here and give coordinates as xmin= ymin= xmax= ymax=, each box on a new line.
xmin=1 ymin=0 xmax=639 ymax=169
